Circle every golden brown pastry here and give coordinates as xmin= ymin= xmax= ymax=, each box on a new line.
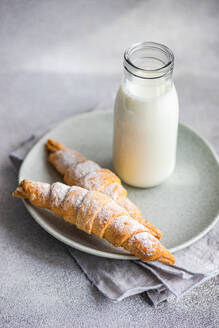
xmin=13 ymin=179 xmax=175 ymax=265
xmin=46 ymin=139 xmax=162 ymax=239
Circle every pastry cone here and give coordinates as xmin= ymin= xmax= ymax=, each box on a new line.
xmin=13 ymin=179 xmax=175 ymax=265
xmin=46 ymin=139 xmax=162 ymax=239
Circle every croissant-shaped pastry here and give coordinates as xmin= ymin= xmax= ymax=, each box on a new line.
xmin=46 ymin=139 xmax=162 ymax=240
xmin=13 ymin=179 xmax=175 ymax=265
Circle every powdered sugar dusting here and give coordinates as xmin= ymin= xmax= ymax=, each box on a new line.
xmin=82 ymin=171 xmax=106 ymax=191
xmin=74 ymin=160 xmax=101 ymax=180
xmin=29 ymin=182 xmax=50 ymax=203
xmin=97 ymin=200 xmax=126 ymax=222
xmin=53 ymin=149 xmax=85 ymax=174
xmin=111 ymin=215 xmax=145 ymax=234
xmin=130 ymin=232 xmax=159 ymax=256
xmin=80 ymin=192 xmax=108 ymax=217
xmin=103 ymin=183 xmax=125 ymax=200
xmin=69 ymin=186 xmax=88 ymax=209
xmin=76 ymin=192 xmax=109 ymax=232
xmin=51 ymin=182 xmax=69 ymax=207
xmin=81 ymin=169 xmax=120 ymax=192
xmin=118 ymin=197 xmax=142 ymax=221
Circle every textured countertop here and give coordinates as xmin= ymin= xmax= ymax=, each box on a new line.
xmin=0 ymin=1 xmax=218 ymax=327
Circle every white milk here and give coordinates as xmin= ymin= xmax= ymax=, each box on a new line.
xmin=113 ymin=78 xmax=179 ymax=188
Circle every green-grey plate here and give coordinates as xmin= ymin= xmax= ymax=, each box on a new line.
xmin=19 ymin=110 xmax=219 ymax=260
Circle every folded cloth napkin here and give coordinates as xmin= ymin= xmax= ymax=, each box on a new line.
xmin=10 ymin=135 xmax=219 ymax=306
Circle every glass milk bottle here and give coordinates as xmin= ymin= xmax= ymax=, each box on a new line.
xmin=113 ymin=42 xmax=179 ymax=188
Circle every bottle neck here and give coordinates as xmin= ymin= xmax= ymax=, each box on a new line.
xmin=122 ymin=42 xmax=174 ymax=99
xmin=122 ymin=69 xmax=173 ymax=99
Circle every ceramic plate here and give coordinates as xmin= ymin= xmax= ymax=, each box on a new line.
xmin=19 ymin=110 xmax=219 ymax=259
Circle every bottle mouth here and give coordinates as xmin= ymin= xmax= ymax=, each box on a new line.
xmin=124 ymin=41 xmax=174 ymax=79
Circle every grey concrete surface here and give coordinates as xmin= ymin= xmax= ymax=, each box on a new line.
xmin=0 ymin=1 xmax=218 ymax=327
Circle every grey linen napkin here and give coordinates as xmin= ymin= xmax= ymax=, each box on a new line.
xmin=10 ymin=136 xmax=219 ymax=306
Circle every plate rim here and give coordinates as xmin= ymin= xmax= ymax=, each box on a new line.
xmin=19 ymin=110 xmax=219 ymax=259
